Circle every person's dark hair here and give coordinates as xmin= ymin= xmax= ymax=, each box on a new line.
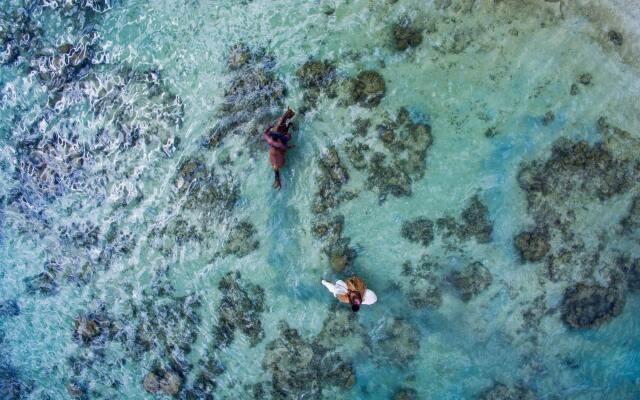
xmin=269 ymin=132 xmax=289 ymax=143
xmin=350 ymin=294 xmax=362 ymax=312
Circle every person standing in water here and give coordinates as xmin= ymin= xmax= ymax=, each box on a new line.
xmin=322 ymin=275 xmax=377 ymax=312
xmin=263 ymin=107 xmax=295 ymax=189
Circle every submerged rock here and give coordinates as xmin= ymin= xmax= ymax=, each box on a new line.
xmin=143 ymin=368 xmax=182 ymax=396
xmin=560 ymin=283 xmax=625 ymax=328
xmin=351 ymin=70 xmax=386 ymax=107
xmin=402 ymin=259 xmax=442 ymax=308
xmin=449 ymin=262 xmax=493 ymax=302
xmin=221 ymin=220 xmax=259 ymax=258
xmin=401 ymin=217 xmax=434 ymax=247
xmin=514 ymin=230 xmax=550 ymax=263
xmin=478 ymin=382 xmax=538 ymax=400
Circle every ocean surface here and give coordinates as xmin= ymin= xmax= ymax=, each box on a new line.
xmin=1 ymin=0 xmax=639 ymax=399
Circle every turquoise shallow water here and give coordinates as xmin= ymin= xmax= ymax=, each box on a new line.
xmin=1 ymin=0 xmax=640 ymax=399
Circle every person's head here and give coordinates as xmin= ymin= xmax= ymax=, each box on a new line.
xmin=269 ymin=131 xmax=288 ymax=143
xmin=350 ymin=293 xmax=362 ymax=312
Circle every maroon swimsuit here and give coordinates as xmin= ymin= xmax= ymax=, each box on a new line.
xmin=263 ymin=126 xmax=290 ymax=170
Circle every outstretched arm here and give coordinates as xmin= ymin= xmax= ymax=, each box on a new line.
xmin=322 ymin=280 xmax=348 ymax=297
xmin=274 ymin=107 xmax=295 ymax=131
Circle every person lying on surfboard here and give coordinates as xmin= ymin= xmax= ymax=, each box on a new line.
xmin=321 ymin=275 xmax=377 ymax=312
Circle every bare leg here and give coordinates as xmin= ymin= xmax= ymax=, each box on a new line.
xmin=273 ymin=169 xmax=281 ymax=189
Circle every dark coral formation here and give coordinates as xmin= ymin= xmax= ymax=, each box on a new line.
xmin=296 ymin=59 xmax=339 ymax=112
xmin=142 ymin=367 xmax=182 ymax=396
xmin=436 ymin=195 xmax=493 ymax=244
xmin=621 ymin=195 xmax=640 ymax=234
xmin=478 ymin=382 xmax=538 ymax=400
xmin=367 ymin=317 xmax=420 ymax=365
xmin=391 ymin=17 xmax=423 ymax=51
xmin=578 ymin=73 xmax=592 ymax=86
xmin=312 ymin=214 xmax=356 ymax=272
xmin=560 ymin=283 xmax=625 ymax=329
xmin=151 ymin=217 xmax=202 ymax=256
xmin=116 ymin=286 xmax=202 ymax=365
xmin=0 ymin=9 xmax=43 ymax=66
xmin=213 ymin=271 xmax=265 ymax=348
xmin=221 ymin=220 xmax=259 ymax=258
xmin=316 ymin=306 xmax=363 ymax=348
xmin=0 ymin=300 xmax=19 ymax=318
xmin=351 ymin=70 xmax=386 ymax=107
xmin=175 ymin=157 xmax=238 ymax=214
xmin=206 ymin=44 xmax=286 ymax=148
xmin=517 ymin=139 xmax=636 ymax=202
xmin=514 ymin=230 xmax=550 ymax=263
xmin=401 ymin=258 xmax=442 ymax=308
xmin=393 ymin=387 xmax=418 ymax=400
xmin=401 ymin=217 xmax=434 ymax=247
xmin=367 ymin=152 xmax=412 ymax=198
xmin=449 ymin=261 xmax=493 ymax=302
xmin=514 ymin=132 xmax=639 ymax=272
xmin=297 ymin=59 xmax=336 ymax=90
xmin=263 ymin=321 xmax=355 ymax=399
xmin=312 ymin=146 xmax=352 ymax=215
xmin=226 ymin=43 xmax=252 ymax=70
xmin=514 ymin=127 xmax=639 ymax=329
xmin=73 ymin=314 xmax=118 ymax=346
xmin=607 ymin=30 xmax=623 ymax=46
xmin=624 ymin=259 xmax=640 ymax=291
xmin=0 ymin=364 xmax=32 ymax=400
xmin=23 ymin=261 xmax=60 ymax=296
xmin=343 ymin=107 xmax=433 ymax=200
xmin=460 ymin=195 xmax=493 ymax=243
